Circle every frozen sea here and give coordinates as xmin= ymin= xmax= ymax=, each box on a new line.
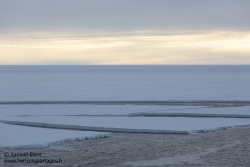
xmin=1 ymin=66 xmax=250 ymax=148
xmin=1 ymin=65 xmax=250 ymax=101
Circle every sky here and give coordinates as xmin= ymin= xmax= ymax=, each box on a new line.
xmin=0 ymin=0 xmax=250 ymax=65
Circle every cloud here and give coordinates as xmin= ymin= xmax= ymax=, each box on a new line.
xmin=1 ymin=0 xmax=249 ymax=65
xmin=1 ymin=31 xmax=250 ymax=64
xmin=1 ymin=0 xmax=250 ymax=33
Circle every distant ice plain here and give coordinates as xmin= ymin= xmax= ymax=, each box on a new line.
xmin=1 ymin=66 xmax=250 ymax=148
xmin=1 ymin=66 xmax=250 ymax=101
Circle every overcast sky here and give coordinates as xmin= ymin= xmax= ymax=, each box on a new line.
xmin=1 ymin=0 xmax=250 ymax=64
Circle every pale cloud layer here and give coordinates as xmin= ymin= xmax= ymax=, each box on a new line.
xmin=1 ymin=31 xmax=250 ymax=64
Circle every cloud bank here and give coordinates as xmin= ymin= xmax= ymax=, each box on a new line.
xmin=1 ymin=0 xmax=250 ymax=64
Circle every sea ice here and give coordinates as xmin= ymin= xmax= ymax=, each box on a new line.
xmin=0 ymin=105 xmax=206 ymax=117
xmin=1 ymin=66 xmax=250 ymax=101
xmin=0 ymin=123 xmax=110 ymax=149
xmin=2 ymin=115 xmax=250 ymax=134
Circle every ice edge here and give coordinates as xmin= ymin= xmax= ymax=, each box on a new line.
xmin=0 ymin=120 xmax=189 ymax=135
